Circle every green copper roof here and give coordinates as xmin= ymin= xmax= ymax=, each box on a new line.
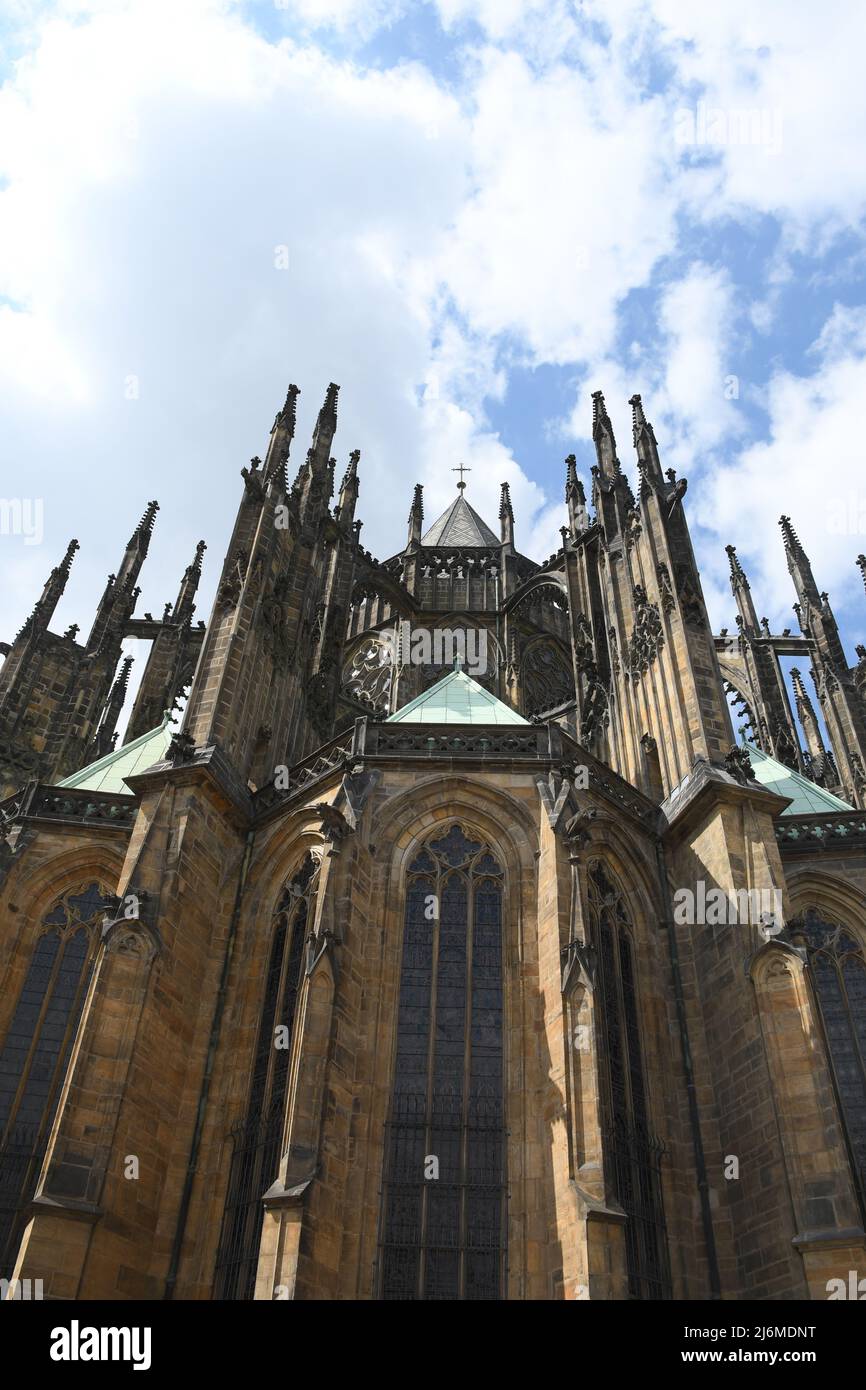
xmin=421 ymin=494 xmax=499 ymax=548
xmin=387 ymin=669 xmax=529 ymax=725
xmin=58 ymin=714 xmax=174 ymax=793
xmin=746 ymin=745 xmax=853 ymax=815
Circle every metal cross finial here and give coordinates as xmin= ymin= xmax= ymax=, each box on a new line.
xmin=453 ymin=462 xmax=471 ymax=491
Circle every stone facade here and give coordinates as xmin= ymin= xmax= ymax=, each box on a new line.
xmin=1 ymin=383 xmax=865 ymax=1300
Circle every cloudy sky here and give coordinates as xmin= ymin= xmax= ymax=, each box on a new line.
xmin=2 ymin=0 xmax=865 ymax=737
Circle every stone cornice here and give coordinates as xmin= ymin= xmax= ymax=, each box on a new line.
xmin=659 ymin=756 xmax=791 ymax=844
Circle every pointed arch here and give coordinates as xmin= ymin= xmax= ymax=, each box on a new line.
xmin=0 ymin=878 xmax=116 ymax=1274
xmin=585 ymin=856 xmax=671 ymax=1299
xmin=213 ymin=850 xmax=322 ymax=1300
xmin=781 ymin=900 xmax=866 ymax=1216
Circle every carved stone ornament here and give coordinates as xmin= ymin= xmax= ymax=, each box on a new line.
xmin=521 ymin=641 xmax=575 ymax=717
xmin=580 ymin=670 xmax=610 ymax=742
xmin=216 ymin=549 xmax=247 ymax=610
xmin=166 ymin=729 xmax=197 ymax=765
xmin=656 ymin=563 xmax=675 ymax=616
xmin=675 ymin=564 xmax=705 ymax=628
xmin=343 ymin=637 xmax=393 ymax=709
xmin=725 ymin=744 xmax=755 ymax=786
xmin=626 ymin=585 xmax=664 ymax=679
xmin=573 ymin=612 xmax=595 ymax=673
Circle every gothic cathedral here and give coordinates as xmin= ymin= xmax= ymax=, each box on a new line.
xmin=2 ymin=382 xmax=866 ymax=1300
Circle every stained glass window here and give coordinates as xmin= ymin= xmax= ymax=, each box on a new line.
xmin=787 ymin=908 xmax=866 ymax=1213
xmin=214 ymin=853 xmax=319 ymax=1300
xmin=0 ymin=881 xmax=112 ymax=1274
xmin=588 ymin=862 xmax=671 ymax=1299
xmin=379 ymin=824 xmax=505 ymax=1300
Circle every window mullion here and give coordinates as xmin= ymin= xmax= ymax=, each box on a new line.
xmin=458 ymin=869 xmax=474 ymax=1301
xmin=2 ymin=930 xmax=67 ymax=1145
xmin=418 ymin=864 xmax=442 ymax=1301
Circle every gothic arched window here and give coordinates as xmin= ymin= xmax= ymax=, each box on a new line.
xmin=342 ymin=636 xmax=393 ymax=711
xmin=214 ymin=852 xmax=320 ymax=1300
xmin=521 ymin=641 xmax=574 ymax=719
xmin=0 ymin=881 xmax=112 ymax=1274
xmin=379 ymin=824 xmax=505 ymax=1300
xmin=787 ymin=908 xmax=866 ymax=1212
xmin=588 ymin=862 xmax=671 ymax=1299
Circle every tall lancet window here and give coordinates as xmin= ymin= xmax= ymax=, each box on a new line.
xmin=0 ymin=882 xmax=111 ymax=1274
xmin=787 ymin=908 xmax=866 ymax=1213
xmin=214 ymin=852 xmax=320 ymax=1301
xmin=588 ymin=862 xmax=671 ymax=1300
xmin=379 ymin=824 xmax=506 ymax=1301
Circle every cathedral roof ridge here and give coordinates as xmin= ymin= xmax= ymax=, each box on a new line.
xmin=420 ymin=493 xmax=500 ymax=548
xmin=745 ymin=743 xmax=854 ymax=816
xmin=58 ymin=711 xmax=175 ymax=794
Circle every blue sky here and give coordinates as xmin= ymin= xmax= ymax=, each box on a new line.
xmin=1 ymin=0 xmax=865 ymax=744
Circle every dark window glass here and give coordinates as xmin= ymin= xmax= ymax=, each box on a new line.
xmin=379 ymin=825 xmax=505 ymax=1300
xmin=588 ymin=863 xmax=670 ymax=1299
xmin=214 ymin=853 xmax=319 ymax=1300
xmin=788 ymin=909 xmax=866 ymax=1213
xmin=0 ymin=882 xmax=110 ymax=1274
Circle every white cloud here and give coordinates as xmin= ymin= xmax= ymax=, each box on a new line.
xmin=696 ymin=303 xmax=866 ymax=630
xmin=0 ymin=0 xmax=574 ymax=667
xmin=2 ymin=0 xmax=866 ymax=716
xmin=432 ymin=46 xmax=682 ymax=365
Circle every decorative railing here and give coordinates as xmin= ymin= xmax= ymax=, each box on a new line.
xmin=0 ymin=782 xmax=137 ymax=831
xmin=365 ymin=723 xmax=544 ymax=758
xmin=251 ymin=716 xmax=658 ymax=830
xmin=254 ymin=727 xmax=356 ymax=815
xmin=775 ymin=810 xmax=866 ymax=851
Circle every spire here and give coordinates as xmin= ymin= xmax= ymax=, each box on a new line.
xmin=114 ymin=654 xmax=134 ymax=699
xmin=173 ymin=539 xmax=207 ymax=624
xmin=407 ymin=483 xmax=424 ymax=546
xmin=90 ymin=655 xmax=134 ymax=759
xmin=311 ymin=383 xmax=340 ymax=464
xmin=779 ymin=514 xmax=821 ymax=609
xmin=629 ymin=393 xmax=662 ymax=481
xmin=278 ymin=382 xmax=300 ymax=434
xmin=291 ymin=383 xmax=340 ymax=524
xmin=591 ymin=390 xmax=619 ymax=479
xmin=565 ymin=454 xmax=589 ymax=534
xmin=779 ymin=514 xmax=806 ymax=563
xmin=790 ymin=666 xmax=824 ymax=766
xmin=17 ymin=537 xmax=79 ymax=639
xmin=88 ymin=500 xmax=157 ymax=651
xmin=335 ymin=449 xmax=360 ymax=530
xmin=499 ymin=481 xmax=514 ymax=547
xmin=58 ymin=537 xmax=79 ymax=581
xmin=265 ymin=382 xmax=300 ymax=489
xmin=117 ymin=499 xmax=159 ymax=590
xmin=127 ymin=500 xmax=159 ymax=557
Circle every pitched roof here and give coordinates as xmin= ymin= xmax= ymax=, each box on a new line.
xmin=387 ymin=668 xmax=529 ymax=725
xmin=421 ymin=494 xmax=500 ymax=548
xmin=58 ymin=714 xmax=174 ymax=793
xmin=745 ymin=744 xmax=853 ymax=815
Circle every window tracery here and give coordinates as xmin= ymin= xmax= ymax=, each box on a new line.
xmin=379 ymin=825 xmax=505 ymax=1300
xmin=0 ymin=881 xmax=113 ymax=1273
xmin=214 ymin=854 xmax=320 ymax=1300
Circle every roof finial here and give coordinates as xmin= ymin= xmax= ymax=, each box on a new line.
xmin=452 ymin=462 xmax=471 ymax=491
